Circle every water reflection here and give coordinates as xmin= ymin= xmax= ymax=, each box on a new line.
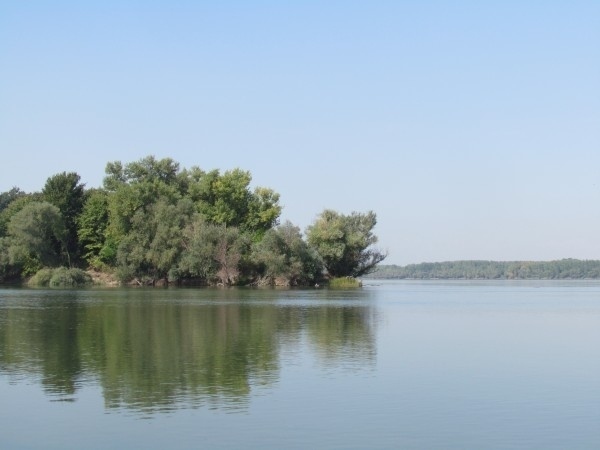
xmin=0 ymin=288 xmax=377 ymax=414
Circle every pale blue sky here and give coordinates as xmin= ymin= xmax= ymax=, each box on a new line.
xmin=1 ymin=1 xmax=598 ymax=264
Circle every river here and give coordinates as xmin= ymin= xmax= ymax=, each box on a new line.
xmin=1 ymin=280 xmax=599 ymax=449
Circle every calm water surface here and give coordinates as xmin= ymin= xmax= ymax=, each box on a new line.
xmin=1 ymin=281 xmax=599 ymax=449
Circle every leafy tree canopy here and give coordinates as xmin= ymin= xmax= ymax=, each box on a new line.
xmin=77 ymin=189 xmax=110 ymax=267
xmin=42 ymin=172 xmax=86 ymax=263
xmin=6 ymin=201 xmax=67 ymax=269
xmin=0 ymin=187 xmax=26 ymax=213
xmin=0 ymin=193 xmax=40 ymax=238
xmin=252 ymin=221 xmax=323 ymax=286
xmin=306 ymin=210 xmax=386 ymax=278
xmin=0 ymin=155 xmax=386 ymax=285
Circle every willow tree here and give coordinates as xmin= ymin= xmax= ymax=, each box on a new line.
xmin=306 ymin=210 xmax=386 ymax=278
xmin=252 ymin=221 xmax=323 ymax=286
xmin=115 ymin=198 xmax=194 ymax=284
xmin=6 ymin=201 xmax=67 ymax=271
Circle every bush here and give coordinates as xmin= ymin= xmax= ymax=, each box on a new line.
xmin=28 ymin=268 xmax=55 ymax=286
xmin=28 ymin=267 xmax=92 ymax=287
xmin=49 ymin=267 xmax=92 ymax=287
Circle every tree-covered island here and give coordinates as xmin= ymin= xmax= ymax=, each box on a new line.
xmin=368 ymin=259 xmax=600 ymax=280
xmin=0 ymin=156 xmax=386 ymax=287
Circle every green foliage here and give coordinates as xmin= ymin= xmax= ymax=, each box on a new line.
xmin=77 ymin=189 xmax=110 ymax=267
xmin=252 ymin=221 xmax=323 ymax=286
xmin=178 ymin=217 xmax=219 ymax=282
xmin=328 ymin=277 xmax=362 ymax=288
xmin=99 ymin=156 xmax=281 ymax=285
xmin=246 ymin=187 xmax=281 ymax=237
xmin=6 ymin=201 xmax=67 ymax=269
xmin=0 ymin=187 xmax=26 ymax=214
xmin=369 ymin=259 xmax=600 ymax=279
xmin=188 ymin=167 xmax=282 ymax=235
xmin=103 ymin=157 xmax=183 ymax=254
xmin=27 ymin=268 xmax=54 ymax=286
xmin=213 ymin=225 xmax=249 ymax=286
xmin=177 ymin=217 xmax=251 ymax=286
xmin=42 ymin=172 xmax=86 ymax=264
xmin=306 ymin=210 xmax=386 ymax=278
xmin=48 ymin=267 xmax=92 ymax=287
xmin=116 ymin=198 xmax=194 ymax=283
xmin=202 ymin=168 xmax=253 ymax=226
xmin=28 ymin=267 xmax=92 ymax=287
xmin=0 ymin=193 xmax=39 ymax=238
xmin=103 ymin=156 xmax=180 ymax=191
xmin=0 ymin=155 xmax=381 ymax=287
xmin=0 ymin=237 xmax=13 ymax=281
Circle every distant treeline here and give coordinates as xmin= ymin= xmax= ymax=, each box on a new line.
xmin=367 ymin=259 xmax=600 ymax=280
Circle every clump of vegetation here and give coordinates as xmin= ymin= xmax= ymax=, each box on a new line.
xmin=28 ymin=267 xmax=92 ymax=287
xmin=328 ymin=277 xmax=362 ymax=288
xmin=306 ymin=210 xmax=386 ymax=278
xmin=0 ymin=156 xmax=386 ymax=287
xmin=27 ymin=268 xmax=54 ymax=286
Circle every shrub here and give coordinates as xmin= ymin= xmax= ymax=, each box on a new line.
xmin=28 ymin=268 xmax=55 ymax=286
xmin=28 ymin=267 xmax=92 ymax=287
xmin=49 ymin=267 xmax=92 ymax=287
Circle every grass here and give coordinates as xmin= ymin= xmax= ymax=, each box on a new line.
xmin=328 ymin=277 xmax=362 ymax=288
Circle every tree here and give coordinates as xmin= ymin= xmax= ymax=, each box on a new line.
xmin=102 ymin=157 xmax=282 ymax=248
xmin=42 ymin=172 xmax=85 ymax=264
xmin=116 ymin=198 xmax=194 ymax=284
xmin=252 ymin=221 xmax=323 ymax=286
xmin=103 ymin=157 xmax=183 ymax=257
xmin=185 ymin=167 xmax=281 ymax=235
xmin=6 ymin=202 xmax=67 ymax=270
xmin=213 ymin=226 xmax=247 ymax=286
xmin=306 ymin=210 xmax=386 ymax=278
xmin=77 ymin=189 xmax=110 ymax=267
xmin=103 ymin=156 xmax=180 ymax=191
xmin=0 ymin=237 xmax=12 ymax=280
xmin=178 ymin=217 xmax=249 ymax=286
xmin=178 ymin=215 xmax=220 ymax=282
xmin=0 ymin=193 xmax=40 ymax=238
xmin=0 ymin=187 xmax=26 ymax=213
xmin=246 ymin=187 xmax=282 ymax=237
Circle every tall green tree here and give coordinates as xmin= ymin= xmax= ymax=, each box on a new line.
xmin=178 ymin=215 xmax=220 ymax=282
xmin=6 ymin=202 xmax=67 ymax=271
xmin=184 ymin=167 xmax=281 ymax=235
xmin=213 ymin=225 xmax=249 ymax=286
xmin=116 ymin=198 xmax=194 ymax=284
xmin=0 ymin=193 xmax=40 ymax=238
xmin=103 ymin=157 xmax=183 ymax=256
xmin=306 ymin=210 xmax=386 ymax=278
xmin=77 ymin=189 xmax=110 ymax=267
xmin=42 ymin=172 xmax=85 ymax=265
xmin=0 ymin=237 xmax=12 ymax=280
xmin=178 ymin=217 xmax=249 ymax=286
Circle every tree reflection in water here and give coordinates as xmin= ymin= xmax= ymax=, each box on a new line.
xmin=0 ymin=288 xmax=377 ymax=413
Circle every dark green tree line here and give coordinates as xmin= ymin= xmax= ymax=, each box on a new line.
xmin=370 ymin=259 xmax=600 ymax=280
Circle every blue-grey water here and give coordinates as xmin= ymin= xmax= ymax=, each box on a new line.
xmin=1 ymin=280 xmax=599 ymax=449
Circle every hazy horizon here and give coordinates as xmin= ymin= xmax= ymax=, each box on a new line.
xmin=1 ymin=1 xmax=598 ymax=265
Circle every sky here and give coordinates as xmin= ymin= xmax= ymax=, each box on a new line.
xmin=1 ymin=1 xmax=598 ymax=265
